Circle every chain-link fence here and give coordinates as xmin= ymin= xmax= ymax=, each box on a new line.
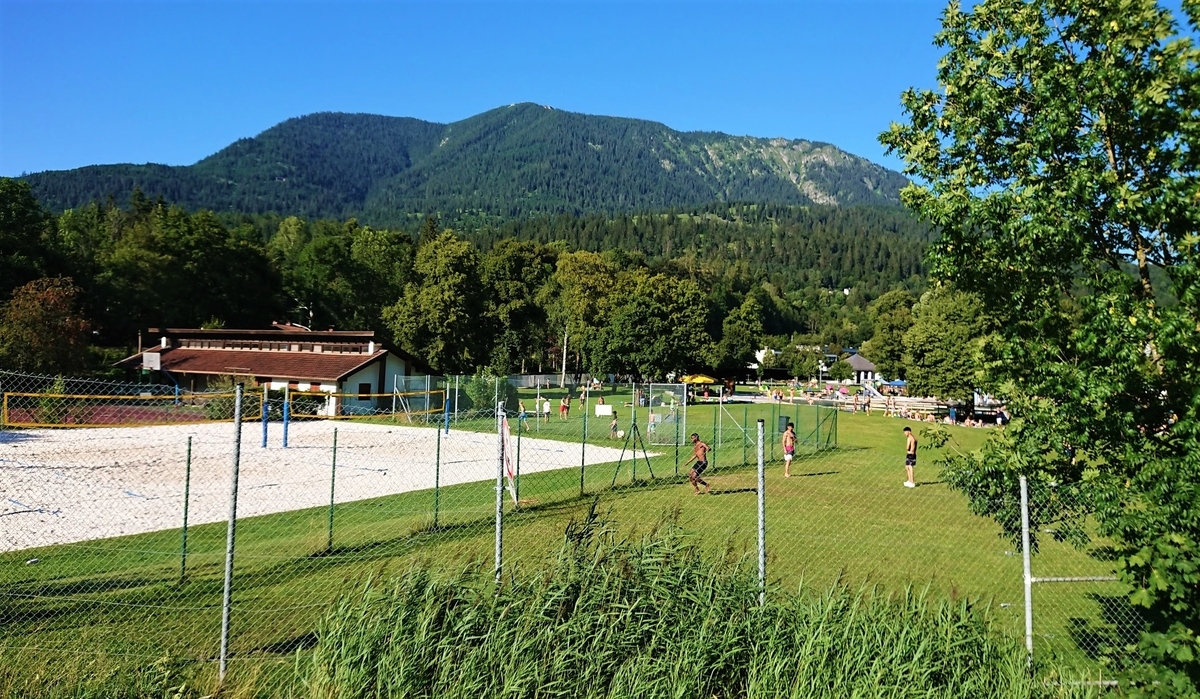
xmin=1019 ymin=477 xmax=1143 ymax=674
xmin=0 ymin=370 xmax=1134 ymax=693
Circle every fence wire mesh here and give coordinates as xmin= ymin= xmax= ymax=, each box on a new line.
xmin=0 ymin=371 xmax=1135 ymax=694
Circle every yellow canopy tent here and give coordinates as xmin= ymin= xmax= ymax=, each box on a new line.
xmin=681 ymin=374 xmax=717 ymax=385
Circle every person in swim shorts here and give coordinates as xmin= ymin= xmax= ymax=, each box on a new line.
xmin=904 ymin=426 xmax=917 ymax=488
xmin=682 ymin=432 xmax=711 ymax=494
xmin=782 ymin=422 xmax=796 ymax=477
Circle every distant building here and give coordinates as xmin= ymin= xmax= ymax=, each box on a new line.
xmin=844 ymin=353 xmax=877 ymax=384
xmin=116 ymin=324 xmax=431 ymax=414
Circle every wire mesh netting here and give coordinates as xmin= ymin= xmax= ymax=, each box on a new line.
xmin=0 ymin=371 xmax=1137 ymax=693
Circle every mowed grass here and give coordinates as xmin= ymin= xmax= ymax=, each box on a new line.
xmin=0 ymin=395 xmax=1124 ymax=695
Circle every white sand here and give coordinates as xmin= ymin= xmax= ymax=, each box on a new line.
xmin=0 ymin=421 xmax=640 ymax=551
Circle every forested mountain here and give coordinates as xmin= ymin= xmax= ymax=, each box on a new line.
xmin=20 ymin=104 xmax=907 ymax=221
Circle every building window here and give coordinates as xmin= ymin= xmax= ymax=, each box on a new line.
xmin=288 ymin=381 xmax=299 ymax=390
xmin=310 ymin=382 xmax=320 ymax=392
xmin=358 ymin=382 xmax=371 ymax=400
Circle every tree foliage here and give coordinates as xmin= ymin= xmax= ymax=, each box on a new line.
xmin=882 ymin=0 xmax=1200 ymax=691
xmin=861 ymin=289 xmax=916 ymax=380
xmin=384 ymin=232 xmax=488 ymax=374
xmin=0 ymin=277 xmax=90 ymax=373
xmin=901 ymin=287 xmax=986 ymax=401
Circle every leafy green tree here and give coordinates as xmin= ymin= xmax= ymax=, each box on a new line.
xmin=0 ymin=277 xmax=90 ymax=373
xmin=588 ymin=270 xmax=708 ymax=379
xmin=481 ymin=239 xmax=557 ymax=373
xmin=882 ymin=0 xmax=1200 ymax=691
xmin=0 ymin=179 xmax=56 ymax=302
xmin=860 ymin=289 xmax=916 ymax=380
xmin=547 ymin=251 xmax=617 ymax=374
xmin=715 ymin=295 xmax=765 ymax=371
xmin=826 ymin=358 xmax=852 ymax=382
xmin=901 ymin=287 xmax=986 ymax=401
xmin=790 ymin=350 xmax=822 ymax=381
xmin=384 ymin=231 xmax=488 ymax=374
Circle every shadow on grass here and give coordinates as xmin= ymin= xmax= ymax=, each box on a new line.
xmin=1066 ymin=593 xmax=1143 ymax=660
xmin=250 ymin=632 xmax=318 ymax=655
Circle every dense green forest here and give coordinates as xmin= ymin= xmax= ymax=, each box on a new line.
xmin=0 ymin=178 xmax=928 ymax=377
xmin=20 ymin=105 xmax=908 ymax=222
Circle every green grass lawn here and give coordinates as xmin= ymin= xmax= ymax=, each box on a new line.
xmin=0 ymin=394 xmax=1128 ymax=695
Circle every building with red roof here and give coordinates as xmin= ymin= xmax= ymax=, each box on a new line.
xmin=115 ymin=324 xmax=432 ymax=414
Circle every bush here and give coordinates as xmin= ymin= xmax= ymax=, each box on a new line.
xmin=460 ymin=371 xmax=518 ymax=413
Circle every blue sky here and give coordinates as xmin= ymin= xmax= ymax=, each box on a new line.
xmin=0 ymin=1 xmax=952 ymax=177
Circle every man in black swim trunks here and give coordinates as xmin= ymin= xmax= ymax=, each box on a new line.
xmin=682 ymin=432 xmax=711 ymax=494
xmin=903 ymin=426 xmax=917 ymax=488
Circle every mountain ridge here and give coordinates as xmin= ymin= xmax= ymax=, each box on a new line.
xmin=20 ymin=103 xmax=908 ymax=222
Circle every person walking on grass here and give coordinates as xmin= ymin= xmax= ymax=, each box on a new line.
xmin=782 ymin=422 xmax=796 ymax=478
xmin=609 ymin=411 xmax=619 ymax=440
xmin=560 ymin=394 xmax=570 ymax=420
xmin=682 ymin=433 xmax=711 ymax=495
xmin=542 ymin=397 xmax=552 ymax=424
xmin=903 ymin=426 xmax=917 ymax=488
xmin=517 ymin=401 xmax=530 ymax=432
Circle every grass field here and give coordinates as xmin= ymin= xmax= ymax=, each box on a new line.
xmin=0 ymin=389 xmax=1129 ymax=696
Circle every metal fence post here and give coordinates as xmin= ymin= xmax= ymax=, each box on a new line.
xmin=326 ymin=428 xmax=337 ymax=553
xmin=495 ymin=401 xmax=505 ymax=583
xmin=675 ymin=405 xmax=680 ymax=476
xmin=180 ymin=436 xmax=192 ymax=582
xmin=757 ymin=419 xmax=766 ymax=606
xmin=743 ymin=403 xmax=748 ymax=467
xmin=580 ymin=397 xmax=587 ymax=497
xmin=218 ymin=382 xmax=245 ymax=683
xmin=1020 ymin=475 xmax=1034 ymax=665
xmin=282 ymin=386 xmax=290 ymax=448
xmin=260 ymin=385 xmax=267 ymax=448
xmin=434 ymin=419 xmax=442 ymax=528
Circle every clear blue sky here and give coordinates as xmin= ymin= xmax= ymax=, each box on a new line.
xmin=0 ymin=1 xmax=951 ymax=177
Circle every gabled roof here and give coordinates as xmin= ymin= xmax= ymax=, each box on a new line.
xmin=116 ymin=326 xmax=432 ymax=379
xmin=845 ymin=353 xmax=877 ymax=372
xmin=117 ymin=347 xmax=392 ymax=382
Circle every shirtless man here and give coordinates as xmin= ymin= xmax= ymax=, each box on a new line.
xmin=903 ymin=426 xmax=917 ymax=488
xmin=782 ymin=422 xmax=796 ymax=477
xmin=682 ymin=433 xmax=711 ymax=494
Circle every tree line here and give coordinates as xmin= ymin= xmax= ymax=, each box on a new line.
xmin=0 ymin=180 xmax=929 ymax=377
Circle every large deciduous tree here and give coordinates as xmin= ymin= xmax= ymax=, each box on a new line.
xmin=714 ymin=295 xmax=765 ymax=371
xmin=481 ymin=239 xmax=557 ymax=374
xmin=882 ymin=0 xmax=1200 ymax=692
xmin=588 ymin=270 xmax=707 ymax=379
xmin=0 ymin=277 xmax=90 ymax=373
xmin=384 ymin=231 xmax=488 ymax=374
xmin=901 ymin=287 xmax=986 ymax=401
xmin=860 ymin=289 xmax=916 ymax=380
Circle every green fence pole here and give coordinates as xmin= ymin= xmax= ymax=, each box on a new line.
xmin=742 ymin=403 xmax=748 ymax=467
xmin=675 ymin=406 xmax=680 ymax=477
xmin=180 ymin=436 xmax=192 ymax=582
xmin=770 ymin=402 xmax=776 ymax=463
xmin=327 ymin=428 xmax=337 ymax=552
xmin=434 ymin=423 xmax=441 ymax=528
xmin=580 ymin=398 xmax=587 ymax=497
xmin=711 ymin=404 xmax=717 ymax=472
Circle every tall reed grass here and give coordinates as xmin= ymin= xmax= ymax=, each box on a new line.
xmin=300 ymin=506 xmax=1098 ymax=699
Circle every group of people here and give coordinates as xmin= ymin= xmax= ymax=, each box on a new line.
xmin=679 ymin=420 xmax=923 ymax=495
